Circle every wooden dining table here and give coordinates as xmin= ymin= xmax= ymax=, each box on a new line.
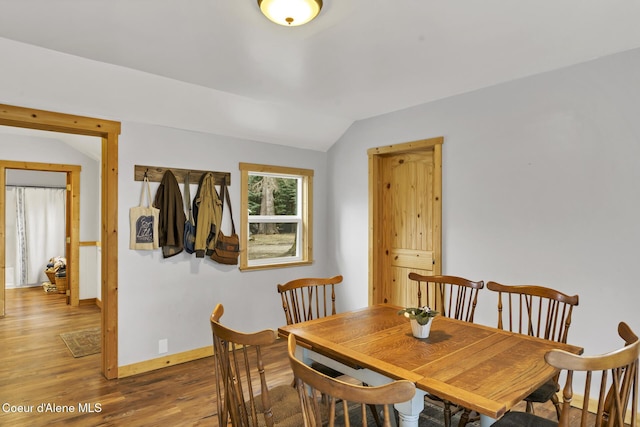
xmin=278 ymin=304 xmax=583 ymax=427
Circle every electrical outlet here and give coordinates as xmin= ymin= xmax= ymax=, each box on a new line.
xmin=158 ymin=339 xmax=168 ymax=354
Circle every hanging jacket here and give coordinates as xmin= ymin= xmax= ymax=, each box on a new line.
xmin=153 ymin=170 xmax=186 ymax=258
xmin=194 ymin=172 xmax=222 ymax=258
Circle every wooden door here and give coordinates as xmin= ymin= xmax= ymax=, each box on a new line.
xmin=368 ymin=138 xmax=442 ymax=306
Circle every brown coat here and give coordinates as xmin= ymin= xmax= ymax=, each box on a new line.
xmin=153 ymin=170 xmax=186 ymax=258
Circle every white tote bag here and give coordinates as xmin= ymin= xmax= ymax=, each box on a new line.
xmin=129 ymin=176 xmax=160 ymax=250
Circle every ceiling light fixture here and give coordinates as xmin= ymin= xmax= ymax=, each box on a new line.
xmin=257 ymin=0 xmax=323 ymax=27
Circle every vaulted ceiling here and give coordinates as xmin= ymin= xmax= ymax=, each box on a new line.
xmin=1 ymin=0 xmax=640 ymax=151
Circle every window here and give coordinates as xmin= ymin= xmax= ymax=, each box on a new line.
xmin=239 ymin=163 xmax=313 ymax=270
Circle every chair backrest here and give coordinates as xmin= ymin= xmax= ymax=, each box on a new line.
xmin=618 ymin=321 xmax=639 ymax=346
xmin=210 ymin=303 xmax=279 ymax=427
xmin=277 ymin=275 xmax=343 ymax=325
xmin=602 ymin=322 xmax=639 ymax=425
xmin=287 ymin=334 xmax=416 ymax=427
xmin=545 ymin=322 xmax=639 ymax=427
xmin=407 ymin=273 xmax=485 ymax=322
xmin=486 ymin=281 xmax=579 ymax=343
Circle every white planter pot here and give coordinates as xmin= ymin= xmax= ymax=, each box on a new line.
xmin=410 ymin=318 xmax=432 ymax=338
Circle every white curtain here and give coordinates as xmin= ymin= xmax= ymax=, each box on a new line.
xmin=5 ymin=187 xmax=66 ymax=287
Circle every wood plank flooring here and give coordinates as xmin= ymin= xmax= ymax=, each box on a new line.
xmin=0 ymin=287 xmax=276 ymax=426
xmin=0 ymin=287 xmax=591 ymax=427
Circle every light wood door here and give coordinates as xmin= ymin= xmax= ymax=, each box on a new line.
xmin=368 ymin=138 xmax=442 ymax=306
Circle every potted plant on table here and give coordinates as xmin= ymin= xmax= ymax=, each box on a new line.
xmin=398 ymin=306 xmax=438 ymax=338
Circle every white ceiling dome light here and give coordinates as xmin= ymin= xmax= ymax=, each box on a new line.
xmin=257 ymin=0 xmax=323 ymax=27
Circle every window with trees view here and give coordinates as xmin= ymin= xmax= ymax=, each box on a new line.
xmin=239 ymin=163 xmax=313 ymax=270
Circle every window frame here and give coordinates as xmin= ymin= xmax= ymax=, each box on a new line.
xmin=239 ymin=163 xmax=313 ymax=271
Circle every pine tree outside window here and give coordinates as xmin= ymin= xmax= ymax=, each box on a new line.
xmin=239 ymin=163 xmax=313 ymax=270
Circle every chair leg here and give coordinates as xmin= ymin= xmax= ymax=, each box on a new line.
xmin=457 ymin=408 xmax=471 ymax=427
xmin=525 ymin=401 xmax=534 ymax=414
xmin=361 ymin=382 xmax=382 ymax=427
xmin=368 ymin=404 xmax=383 ymax=427
xmin=550 ymin=394 xmax=561 ymax=420
xmin=443 ymin=401 xmax=452 ymax=427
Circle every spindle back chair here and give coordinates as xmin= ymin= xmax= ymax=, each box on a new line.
xmin=277 ymin=275 xmax=343 ymax=325
xmin=486 ymin=281 xmax=579 ymax=418
xmin=211 ymin=304 xmax=302 ymax=427
xmin=408 ymin=274 xmax=485 ymax=426
xmin=407 ymin=273 xmax=485 ymax=323
xmin=287 ymin=334 xmax=416 ymax=427
xmin=491 ymin=322 xmax=638 ymax=427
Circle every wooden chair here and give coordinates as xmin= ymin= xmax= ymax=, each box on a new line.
xmin=407 ymin=273 xmax=484 ymax=322
xmin=277 ymin=275 xmax=382 ymax=425
xmin=486 ymin=281 xmax=579 ymax=420
xmin=491 ymin=322 xmax=639 ymax=427
xmin=287 ymin=334 xmax=417 ymax=427
xmin=602 ymin=322 xmax=638 ymax=424
xmin=277 ymin=275 xmax=345 ymax=379
xmin=409 ymin=273 xmax=484 ymax=427
xmin=277 ymin=275 xmax=342 ymax=325
xmin=408 ymin=273 xmax=485 ymax=427
xmin=210 ymin=304 xmax=302 ymax=426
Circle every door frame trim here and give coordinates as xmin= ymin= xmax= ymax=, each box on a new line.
xmin=1 ymin=161 xmax=81 ymax=305
xmin=367 ymin=137 xmax=443 ymax=305
xmin=0 ymin=103 xmax=120 ymax=379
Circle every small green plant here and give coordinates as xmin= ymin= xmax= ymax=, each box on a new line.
xmin=398 ymin=306 xmax=438 ymax=325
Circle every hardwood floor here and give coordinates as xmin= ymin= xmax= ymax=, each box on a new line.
xmin=0 ymin=287 xmax=292 ymax=426
xmin=1 ymin=287 xmax=610 ymax=427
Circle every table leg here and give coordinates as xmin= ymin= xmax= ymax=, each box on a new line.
xmin=397 ymin=413 xmax=420 ymax=426
xmin=480 ymin=414 xmax=496 ymax=427
xmin=393 ymin=391 xmax=427 ymax=427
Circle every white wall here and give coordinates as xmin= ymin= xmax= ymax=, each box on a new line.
xmin=328 ymin=48 xmax=640 ymax=359
xmin=117 ymin=122 xmax=330 ymax=365
xmin=79 ymin=245 xmax=100 ymax=301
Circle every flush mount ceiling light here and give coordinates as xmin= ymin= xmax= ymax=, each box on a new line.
xmin=257 ymin=0 xmax=323 ymax=27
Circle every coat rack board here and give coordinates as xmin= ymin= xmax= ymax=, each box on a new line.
xmin=134 ymin=165 xmax=231 ymax=186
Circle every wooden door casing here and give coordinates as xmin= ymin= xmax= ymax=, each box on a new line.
xmin=0 ymin=104 xmax=120 ymax=379
xmin=0 ymin=161 xmax=80 ymax=308
xmin=368 ymin=138 xmax=442 ymax=307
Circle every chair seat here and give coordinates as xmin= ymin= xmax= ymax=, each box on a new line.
xmin=253 ymin=384 xmax=304 ymax=426
xmin=525 ymin=379 xmax=558 ymax=403
xmin=525 ymin=379 xmax=560 ymax=403
xmin=491 ymin=411 xmax=558 ymax=427
xmin=311 ymin=361 xmax=344 ymax=378
xmin=263 ymin=411 xmax=303 ymax=427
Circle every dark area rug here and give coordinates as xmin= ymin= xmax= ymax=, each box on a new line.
xmin=60 ymin=327 xmax=101 ymax=357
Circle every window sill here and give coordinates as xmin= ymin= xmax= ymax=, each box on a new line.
xmin=239 ymin=260 xmax=313 ymax=272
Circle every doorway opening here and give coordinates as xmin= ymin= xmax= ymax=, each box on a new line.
xmin=0 ymin=103 xmax=120 ymax=379
xmin=0 ymin=166 xmax=80 ymax=300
